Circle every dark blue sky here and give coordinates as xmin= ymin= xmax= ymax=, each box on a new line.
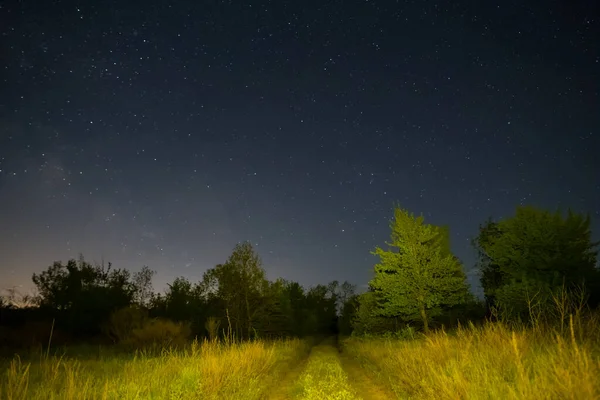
xmin=1 ymin=0 xmax=598 ymax=296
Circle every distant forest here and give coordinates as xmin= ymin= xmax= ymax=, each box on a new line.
xmin=1 ymin=204 xmax=599 ymax=350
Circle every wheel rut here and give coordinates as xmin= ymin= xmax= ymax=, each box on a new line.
xmin=266 ymin=337 xmax=395 ymax=399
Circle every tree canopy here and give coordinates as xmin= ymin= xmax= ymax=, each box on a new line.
xmin=2 ymin=202 xmax=598 ymax=348
xmin=475 ymin=206 xmax=600 ymax=320
xmin=369 ymin=206 xmax=471 ymax=332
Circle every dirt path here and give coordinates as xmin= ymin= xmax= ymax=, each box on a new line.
xmin=265 ymin=337 xmax=395 ymax=400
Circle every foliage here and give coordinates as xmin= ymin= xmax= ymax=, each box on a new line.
xmin=202 ymin=242 xmax=269 ymax=339
xmin=131 ymin=266 xmax=155 ymax=307
xmin=21 ymin=244 xmax=349 ymax=345
xmin=123 ymin=318 xmax=191 ymax=349
xmin=337 ymin=293 xmax=359 ymax=335
xmin=14 ymin=202 xmax=598 ymax=345
xmin=31 ymin=256 xmax=136 ymax=336
xmin=351 ymin=291 xmax=398 ymax=335
xmin=3 ymin=199 xmax=600 ymax=398
xmin=205 ymin=316 xmax=221 ymax=341
xmin=475 ymin=206 xmax=600 ymax=322
xmin=102 ymin=306 xmax=148 ymax=344
xmin=369 ymin=206 xmax=471 ymax=332
xmin=2 ymin=288 xmax=38 ymax=309
xmin=256 ymin=278 xmax=295 ymax=338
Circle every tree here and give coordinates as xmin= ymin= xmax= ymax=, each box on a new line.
xmin=284 ymin=280 xmax=308 ymax=336
xmin=475 ymin=206 xmax=600 ymax=321
xmin=305 ymin=283 xmax=338 ymax=334
xmin=351 ymin=291 xmax=397 ymax=335
xmin=474 ymin=219 xmax=505 ymax=310
xmin=32 ymin=255 xmax=135 ymax=336
xmin=370 ymin=206 xmax=471 ymax=332
xmin=132 ymin=266 xmax=156 ymax=307
xmin=149 ymin=277 xmax=208 ymax=337
xmin=3 ymin=287 xmax=38 ymax=308
xmin=202 ymin=242 xmax=269 ymax=339
xmin=338 ymin=292 xmax=359 ymax=335
xmin=257 ymin=278 xmax=294 ymax=338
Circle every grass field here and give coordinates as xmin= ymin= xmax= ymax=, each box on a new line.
xmin=2 ymin=318 xmax=600 ymax=399
xmin=342 ymin=317 xmax=600 ymax=400
xmin=0 ymin=338 xmax=309 ymax=400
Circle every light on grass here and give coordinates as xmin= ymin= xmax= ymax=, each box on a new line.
xmin=343 ymin=314 xmax=600 ymax=400
xmin=295 ymin=344 xmax=360 ymax=400
xmin=0 ymin=338 xmax=309 ymax=400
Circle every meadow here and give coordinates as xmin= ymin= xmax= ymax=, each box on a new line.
xmin=342 ymin=315 xmax=600 ymax=400
xmin=0 ymin=338 xmax=309 ymax=400
xmin=2 ymin=316 xmax=600 ymax=399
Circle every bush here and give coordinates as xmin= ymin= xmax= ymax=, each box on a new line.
xmin=102 ymin=306 xmax=148 ymax=344
xmin=123 ymin=318 xmax=191 ymax=349
xmin=205 ymin=316 xmax=221 ymax=341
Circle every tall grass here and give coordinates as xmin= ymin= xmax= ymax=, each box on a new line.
xmin=0 ymin=338 xmax=309 ymax=400
xmin=343 ymin=314 xmax=600 ymax=399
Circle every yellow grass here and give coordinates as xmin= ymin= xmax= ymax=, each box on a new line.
xmin=342 ymin=317 xmax=600 ymax=400
xmin=0 ymin=338 xmax=309 ymax=400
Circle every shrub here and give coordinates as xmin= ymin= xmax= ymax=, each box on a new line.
xmin=205 ymin=317 xmax=221 ymax=341
xmin=102 ymin=306 xmax=148 ymax=344
xmin=123 ymin=318 xmax=191 ymax=349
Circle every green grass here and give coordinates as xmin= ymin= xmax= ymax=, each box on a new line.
xmin=4 ymin=316 xmax=599 ymax=399
xmin=0 ymin=338 xmax=309 ymax=400
xmin=342 ymin=316 xmax=600 ymax=399
xmin=292 ymin=341 xmax=360 ymax=400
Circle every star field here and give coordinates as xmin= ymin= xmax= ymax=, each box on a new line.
xmin=1 ymin=0 xmax=599 ymax=296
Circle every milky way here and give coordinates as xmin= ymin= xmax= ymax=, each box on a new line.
xmin=1 ymin=1 xmax=598 ymax=296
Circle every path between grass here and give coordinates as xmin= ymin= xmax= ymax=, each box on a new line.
xmin=266 ymin=337 xmax=394 ymax=400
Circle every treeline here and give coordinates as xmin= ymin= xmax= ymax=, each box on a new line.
xmin=353 ymin=205 xmax=600 ymax=336
xmin=1 ymin=204 xmax=599 ymax=349
xmin=0 ymin=242 xmax=356 ymax=349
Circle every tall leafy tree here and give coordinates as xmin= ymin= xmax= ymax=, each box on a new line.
xmin=132 ymin=266 xmax=156 ymax=307
xmin=284 ymin=280 xmax=308 ymax=336
xmin=202 ymin=242 xmax=268 ymax=339
xmin=257 ymin=278 xmax=294 ymax=338
xmin=370 ymin=206 xmax=471 ymax=332
xmin=475 ymin=206 xmax=600 ymax=320
xmin=352 ymin=290 xmax=397 ymax=335
xmin=32 ymin=256 xmax=135 ymax=336
xmin=474 ymin=218 xmax=505 ymax=310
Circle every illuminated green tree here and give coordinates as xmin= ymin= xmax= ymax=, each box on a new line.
xmin=370 ymin=206 xmax=470 ymax=332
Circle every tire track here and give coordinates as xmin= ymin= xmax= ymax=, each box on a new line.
xmin=339 ymin=350 xmax=398 ymax=400
xmin=266 ymin=337 xmax=395 ymax=399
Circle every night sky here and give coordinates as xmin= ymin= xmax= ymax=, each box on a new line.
xmin=1 ymin=1 xmax=598 ymax=297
